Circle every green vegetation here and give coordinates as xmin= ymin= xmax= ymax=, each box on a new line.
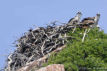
xmin=44 ymin=28 xmax=107 ymax=71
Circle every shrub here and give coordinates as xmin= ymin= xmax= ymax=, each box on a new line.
xmin=44 ymin=28 xmax=107 ymax=71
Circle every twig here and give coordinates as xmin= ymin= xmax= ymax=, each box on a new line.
xmin=72 ymin=26 xmax=77 ymax=33
xmin=82 ymin=29 xmax=87 ymax=42
xmin=26 ymin=55 xmax=35 ymax=64
xmin=41 ymin=41 xmax=46 ymax=56
xmin=87 ymin=28 xmax=90 ymax=33
xmin=17 ymin=45 xmax=66 ymax=71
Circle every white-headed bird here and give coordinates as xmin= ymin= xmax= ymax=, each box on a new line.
xmin=81 ymin=13 xmax=100 ymax=42
xmin=67 ymin=12 xmax=82 ymax=26
xmin=81 ymin=13 xmax=100 ymax=29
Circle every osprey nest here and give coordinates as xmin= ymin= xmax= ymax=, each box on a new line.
xmin=5 ymin=12 xmax=100 ymax=71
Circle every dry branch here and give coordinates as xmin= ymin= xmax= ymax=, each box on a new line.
xmin=17 ymin=45 xmax=66 ymax=71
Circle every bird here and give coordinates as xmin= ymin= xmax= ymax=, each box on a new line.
xmin=92 ymin=13 xmax=100 ymax=28
xmin=81 ymin=13 xmax=100 ymax=29
xmin=67 ymin=12 xmax=82 ymax=26
xmin=67 ymin=12 xmax=82 ymax=33
xmin=80 ymin=13 xmax=100 ymax=42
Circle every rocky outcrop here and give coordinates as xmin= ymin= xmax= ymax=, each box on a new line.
xmin=36 ymin=64 xmax=65 ymax=71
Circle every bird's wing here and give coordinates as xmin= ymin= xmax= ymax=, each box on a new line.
xmin=68 ymin=18 xmax=74 ymax=23
xmin=81 ymin=17 xmax=94 ymax=22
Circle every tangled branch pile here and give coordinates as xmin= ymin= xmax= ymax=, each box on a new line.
xmin=5 ymin=12 xmax=100 ymax=71
xmin=5 ymin=23 xmax=75 ymax=71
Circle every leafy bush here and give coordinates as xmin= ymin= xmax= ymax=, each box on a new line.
xmin=44 ymin=28 xmax=107 ymax=71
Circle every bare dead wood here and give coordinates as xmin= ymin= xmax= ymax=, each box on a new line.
xmin=41 ymin=41 xmax=46 ymax=56
xmin=17 ymin=45 xmax=66 ymax=71
xmin=5 ymin=13 xmax=101 ymax=71
xmin=82 ymin=29 xmax=87 ymax=42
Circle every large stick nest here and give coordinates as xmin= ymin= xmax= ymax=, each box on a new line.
xmin=5 ymin=22 xmax=75 ymax=71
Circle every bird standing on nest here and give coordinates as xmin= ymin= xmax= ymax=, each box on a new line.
xmin=81 ymin=13 xmax=100 ymax=29
xmin=67 ymin=12 xmax=82 ymax=26
xmin=67 ymin=12 xmax=82 ymax=33
xmin=81 ymin=13 xmax=100 ymax=42
xmin=93 ymin=13 xmax=100 ymax=28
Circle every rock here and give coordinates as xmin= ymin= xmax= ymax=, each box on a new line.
xmin=36 ymin=64 xmax=65 ymax=71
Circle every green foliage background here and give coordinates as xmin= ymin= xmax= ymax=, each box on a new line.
xmin=44 ymin=28 xmax=107 ymax=71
